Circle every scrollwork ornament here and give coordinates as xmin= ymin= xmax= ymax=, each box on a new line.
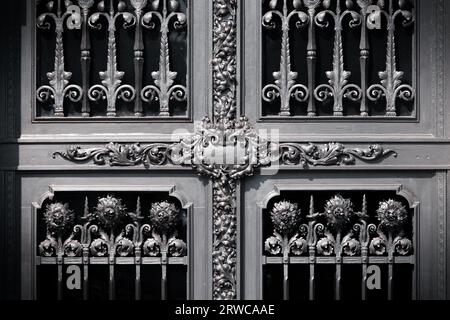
xmin=314 ymin=0 xmax=362 ymax=116
xmin=141 ymin=0 xmax=187 ymax=116
xmin=36 ymin=0 xmax=83 ymax=117
xmin=367 ymin=0 xmax=415 ymax=116
xmin=88 ymin=0 xmax=137 ymax=117
xmin=262 ymin=0 xmax=310 ymax=116
xmin=52 ymin=142 xmax=176 ymax=167
xmin=278 ymin=142 xmax=397 ymax=167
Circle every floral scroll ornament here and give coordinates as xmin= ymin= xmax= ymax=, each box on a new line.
xmin=370 ymin=199 xmax=412 ymax=256
xmin=39 ymin=202 xmax=75 ymax=257
xmin=88 ymin=195 xmax=135 ymax=257
xmin=311 ymin=195 xmax=367 ymax=257
xmin=265 ymin=201 xmax=308 ymax=256
xmin=143 ymin=201 xmax=187 ymax=257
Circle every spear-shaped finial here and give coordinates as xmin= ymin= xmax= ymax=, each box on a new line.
xmin=362 ymin=194 xmax=367 ymax=216
xmin=136 ymin=196 xmax=142 ymax=218
xmin=83 ymin=196 xmax=89 ymax=219
xmin=309 ymin=195 xmax=314 ymax=216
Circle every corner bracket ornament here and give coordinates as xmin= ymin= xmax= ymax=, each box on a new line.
xmin=51 ymin=0 xmax=397 ymax=301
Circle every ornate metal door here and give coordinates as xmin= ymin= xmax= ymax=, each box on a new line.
xmin=0 ymin=0 xmax=449 ymax=300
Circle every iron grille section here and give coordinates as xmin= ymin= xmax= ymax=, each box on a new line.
xmin=35 ymin=0 xmax=188 ymax=119
xmin=263 ymin=191 xmax=414 ymax=300
xmin=261 ymin=0 xmax=415 ymax=118
xmin=36 ymin=192 xmax=188 ymax=300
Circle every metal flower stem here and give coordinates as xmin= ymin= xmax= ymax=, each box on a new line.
xmin=36 ymin=0 xmax=82 ymax=117
xmin=357 ymin=0 xmax=371 ymax=116
xmin=78 ymin=0 xmax=94 ymax=117
xmin=314 ymin=1 xmax=362 ymax=116
xmin=131 ymin=0 xmax=147 ymax=116
xmin=367 ymin=0 xmax=414 ymax=117
xmin=141 ymin=0 xmax=187 ymax=117
xmin=88 ymin=0 xmax=137 ymax=117
xmin=262 ymin=0 xmax=309 ymax=117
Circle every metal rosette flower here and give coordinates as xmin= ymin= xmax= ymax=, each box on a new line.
xmin=376 ymin=199 xmax=408 ymax=230
xmin=43 ymin=202 xmax=75 ymax=234
xmin=324 ymin=195 xmax=355 ymax=229
xmin=149 ymin=201 xmax=180 ymax=236
xmin=270 ymin=201 xmax=302 ymax=236
xmin=91 ymin=195 xmax=127 ymax=229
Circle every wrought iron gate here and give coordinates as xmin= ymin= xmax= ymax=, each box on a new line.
xmin=0 ymin=0 xmax=449 ymax=300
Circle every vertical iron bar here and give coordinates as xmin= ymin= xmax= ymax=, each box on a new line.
xmin=309 ymin=247 xmax=315 ymax=300
xmin=109 ymin=229 xmax=115 ymax=300
xmin=135 ymin=264 xmax=141 ymax=300
xmin=57 ymin=235 xmax=63 ymax=300
xmin=57 ymin=264 xmax=63 ymax=300
xmin=388 ymin=232 xmax=394 ymax=300
xmin=132 ymin=1 xmax=146 ymax=116
xmin=109 ymin=264 xmax=115 ymax=300
xmin=388 ymin=262 xmax=393 ymax=300
xmin=161 ymin=252 xmax=168 ymax=300
xmin=359 ymin=6 xmax=369 ymax=116
xmin=306 ymin=4 xmax=317 ymax=117
xmin=279 ymin=0 xmax=291 ymax=116
xmin=335 ymin=259 xmax=341 ymax=300
xmin=361 ymin=250 xmax=368 ymax=300
xmin=283 ymin=263 xmax=289 ymax=300
xmin=335 ymin=233 xmax=342 ymax=300
xmin=83 ymin=265 xmax=89 ymax=300
xmin=80 ymin=1 xmax=94 ymax=117
xmin=159 ymin=0 xmax=170 ymax=116
xmin=282 ymin=244 xmax=289 ymax=300
xmin=385 ymin=0 xmax=397 ymax=117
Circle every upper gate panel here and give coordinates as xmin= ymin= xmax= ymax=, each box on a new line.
xmin=260 ymin=0 xmax=416 ymax=119
xmin=35 ymin=0 xmax=189 ymax=120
